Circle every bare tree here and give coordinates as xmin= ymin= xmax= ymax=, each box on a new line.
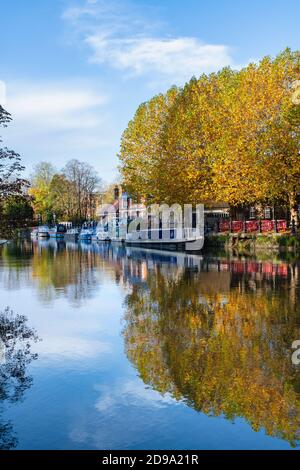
xmin=0 ymin=106 xmax=29 ymax=200
xmin=0 ymin=106 xmax=32 ymax=236
xmin=63 ymin=159 xmax=101 ymax=221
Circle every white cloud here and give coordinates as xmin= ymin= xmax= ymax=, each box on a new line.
xmin=36 ymin=335 xmax=112 ymax=359
xmin=63 ymin=0 xmax=237 ymax=84
xmin=1 ymin=80 xmax=118 ymax=179
xmin=94 ymin=378 xmax=176 ymax=413
xmin=86 ymin=35 xmax=234 ymax=80
xmin=6 ymin=83 xmax=108 ymax=131
xmin=9 ymin=88 xmax=107 ymax=119
xmin=68 ymin=377 xmax=179 ymax=447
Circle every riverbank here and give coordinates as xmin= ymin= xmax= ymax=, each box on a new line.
xmin=205 ymin=233 xmax=300 ymax=253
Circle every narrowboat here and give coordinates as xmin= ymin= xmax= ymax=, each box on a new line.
xmin=37 ymin=226 xmax=50 ymax=238
xmin=49 ymin=224 xmax=67 ymax=239
xmin=65 ymin=228 xmax=80 ymax=242
xmin=79 ymin=227 xmax=93 ymax=242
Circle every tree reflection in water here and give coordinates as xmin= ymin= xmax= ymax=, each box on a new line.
xmin=0 ymin=307 xmax=39 ymax=449
xmin=2 ymin=241 xmax=300 ymax=446
xmin=123 ymin=263 xmax=300 ymax=447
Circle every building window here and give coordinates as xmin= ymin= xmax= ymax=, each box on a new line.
xmin=264 ymin=207 xmax=271 ymax=219
xmin=249 ymin=207 xmax=256 ymax=219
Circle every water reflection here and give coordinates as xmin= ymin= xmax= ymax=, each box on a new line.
xmin=1 ymin=241 xmax=300 ymax=448
xmin=1 ymin=240 xmax=109 ymax=306
xmin=123 ymin=254 xmax=300 ymax=446
xmin=0 ymin=307 xmax=39 ymax=449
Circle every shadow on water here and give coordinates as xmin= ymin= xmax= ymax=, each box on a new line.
xmin=0 ymin=307 xmax=39 ymax=449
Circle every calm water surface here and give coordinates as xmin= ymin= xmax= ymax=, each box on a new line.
xmin=0 ymin=240 xmax=300 ymax=450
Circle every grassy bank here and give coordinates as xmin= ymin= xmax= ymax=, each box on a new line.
xmin=205 ymin=233 xmax=300 ymax=253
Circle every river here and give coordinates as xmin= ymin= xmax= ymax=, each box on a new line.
xmin=0 ymin=240 xmax=300 ymax=450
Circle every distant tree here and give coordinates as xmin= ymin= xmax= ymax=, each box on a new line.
xmin=0 ymin=106 xmax=31 ymax=237
xmin=1 ymin=196 xmax=33 ymax=234
xmin=30 ymin=162 xmax=55 ymax=187
xmin=49 ymin=174 xmax=75 ymax=221
xmin=29 ymin=162 xmax=56 ymax=223
xmin=63 ymin=159 xmax=101 ymax=221
xmin=101 ymin=182 xmax=121 ymax=204
xmin=29 ymin=159 xmax=102 ymax=224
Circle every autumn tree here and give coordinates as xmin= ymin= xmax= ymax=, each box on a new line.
xmin=119 ymin=49 xmax=300 ymax=221
xmin=157 ymin=70 xmax=238 ymax=205
xmin=260 ymin=50 xmax=300 ymax=224
xmin=119 ymin=87 xmax=179 ymax=202
xmin=29 ymin=162 xmax=56 ymax=223
xmin=29 ymin=160 xmax=102 ymax=224
xmin=211 ymin=51 xmax=300 ymax=214
xmin=49 ymin=174 xmax=75 ymax=221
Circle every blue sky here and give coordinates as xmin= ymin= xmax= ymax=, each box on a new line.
xmin=1 ymin=0 xmax=300 ymax=183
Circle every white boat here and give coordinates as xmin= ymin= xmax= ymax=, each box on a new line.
xmin=30 ymin=228 xmax=38 ymax=239
xmin=79 ymin=228 xmax=93 ymax=241
xmin=96 ymin=218 xmax=204 ymax=250
xmin=96 ymin=189 xmax=204 ymax=250
xmin=65 ymin=228 xmax=80 ymax=242
xmin=37 ymin=226 xmax=50 ymax=238
xmin=96 ymin=224 xmax=111 ymax=242
xmin=125 ymin=227 xmax=204 ymax=250
xmin=91 ymin=226 xmax=99 ymax=242
xmin=49 ymin=224 xmax=67 ymax=239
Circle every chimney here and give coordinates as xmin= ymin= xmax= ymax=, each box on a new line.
xmin=114 ymin=186 xmax=120 ymax=201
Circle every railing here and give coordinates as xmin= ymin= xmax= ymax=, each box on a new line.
xmin=218 ymin=219 xmax=288 ymax=234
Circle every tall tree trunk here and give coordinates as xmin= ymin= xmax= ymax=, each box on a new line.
xmin=289 ymin=191 xmax=299 ymax=227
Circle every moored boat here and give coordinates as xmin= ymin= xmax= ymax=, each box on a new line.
xmin=37 ymin=226 xmax=50 ymax=238
xmin=91 ymin=226 xmax=99 ymax=242
xmin=96 ymin=223 xmax=111 ymax=242
xmin=65 ymin=228 xmax=80 ymax=242
xmin=31 ymin=228 xmax=39 ymax=239
xmin=79 ymin=227 xmax=93 ymax=241
xmin=49 ymin=224 xmax=67 ymax=239
xmin=125 ymin=227 xmax=204 ymax=251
